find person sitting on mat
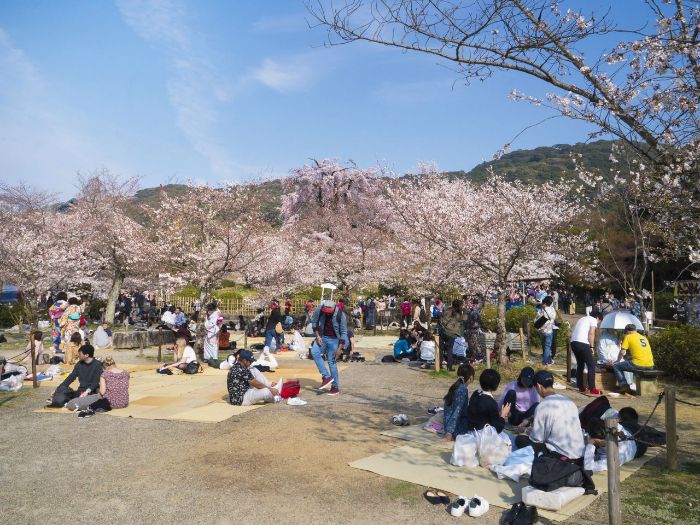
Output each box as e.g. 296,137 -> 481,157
514,370 -> 585,462
583,417 -> 637,472
159,336 -> 197,373
72,355 -> 130,416
227,350 -> 280,406
465,369 -> 510,433
498,367 -> 540,428
47,344 -> 102,408
393,330 -> 417,360
442,363 -> 475,441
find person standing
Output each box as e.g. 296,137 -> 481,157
584,291 -> 593,316
465,299 -> 485,362
203,303 -> 223,361
310,299 -> 348,396
48,292 -> 68,353
264,299 -> 284,352
400,298 -> 412,328
440,299 -> 465,371
569,312 -> 604,395
535,296 -> 557,366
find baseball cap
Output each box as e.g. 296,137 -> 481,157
533,370 -> 554,388
320,300 -> 336,314
518,367 -> 535,387
238,350 -> 255,361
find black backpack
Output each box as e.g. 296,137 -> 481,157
529,450 -> 596,494
419,307 -> 428,323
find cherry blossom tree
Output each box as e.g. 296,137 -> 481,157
0,183 -> 92,328
280,159 -> 401,293
72,170 -> 160,324
309,0 -> 700,261
389,166 -> 592,363
149,182 -> 273,317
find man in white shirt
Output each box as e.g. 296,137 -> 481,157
515,371 -> 586,461
570,312 -> 604,394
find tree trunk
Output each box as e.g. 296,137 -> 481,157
104,272 -> 124,324
495,288 -> 508,365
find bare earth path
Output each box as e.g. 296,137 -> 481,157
1,337 -> 698,525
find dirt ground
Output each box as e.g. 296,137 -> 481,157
1,334 -> 699,525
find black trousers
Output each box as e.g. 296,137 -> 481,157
440,333 -> 455,371
503,390 -> 539,425
571,341 -> 596,390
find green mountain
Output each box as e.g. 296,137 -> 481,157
130,140 -> 618,218
448,139 -> 616,184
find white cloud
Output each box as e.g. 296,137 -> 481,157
116,0 -> 239,180
252,57 -> 314,93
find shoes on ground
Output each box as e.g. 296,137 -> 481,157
327,387 -> 340,396
468,495 -> 489,517
287,397 -> 307,406
589,388 -> 603,395
450,496 -> 469,517
77,409 -> 95,418
318,376 -> 334,391
391,414 -> 409,426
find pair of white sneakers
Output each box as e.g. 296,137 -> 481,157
449,495 -> 489,518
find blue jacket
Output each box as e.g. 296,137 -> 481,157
311,305 -> 348,342
393,338 -> 411,358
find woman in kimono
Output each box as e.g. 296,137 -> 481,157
48,292 -> 68,352
203,303 -> 223,361
59,297 -> 82,352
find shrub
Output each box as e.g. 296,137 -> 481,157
0,305 -> 18,328
506,305 -> 537,333
650,325 -> 700,382
481,304 -> 498,332
654,292 -> 675,321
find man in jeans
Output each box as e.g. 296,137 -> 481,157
311,299 -> 348,396
613,324 -> 655,394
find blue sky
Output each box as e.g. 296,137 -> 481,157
0,0 -> 646,194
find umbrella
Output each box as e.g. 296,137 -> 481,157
599,311 -> 644,331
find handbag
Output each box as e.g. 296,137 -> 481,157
274,322 -> 284,334
534,308 -> 551,330
184,361 -> 201,374
280,379 -> 301,399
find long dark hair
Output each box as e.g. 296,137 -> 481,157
444,364 -> 475,406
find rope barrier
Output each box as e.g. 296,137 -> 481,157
676,397 -> 700,407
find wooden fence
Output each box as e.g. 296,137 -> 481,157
157,296 -> 311,318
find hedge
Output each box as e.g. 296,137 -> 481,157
650,325 -> 700,382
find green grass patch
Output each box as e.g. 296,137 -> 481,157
386,480 -> 423,502
621,460 -> 700,524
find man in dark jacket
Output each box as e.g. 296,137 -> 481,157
264,299 -> 284,351
48,345 -> 103,407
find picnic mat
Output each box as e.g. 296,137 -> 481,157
33,354 -> 334,423
349,443 -> 659,522
35,366 -> 263,423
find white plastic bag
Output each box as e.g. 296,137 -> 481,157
0,373 -> 25,392
450,432 -> 478,467
45,364 -> 63,377
423,412 -> 444,434
475,425 -> 512,467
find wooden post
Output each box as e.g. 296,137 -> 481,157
435,334 -> 440,372
486,335 -> 491,368
606,417 -> 621,525
30,336 -> 38,389
665,386 -> 678,471
519,327 -> 526,362
157,327 -> 162,362
138,333 -> 144,358
651,271 -> 656,323
566,341 -> 572,383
